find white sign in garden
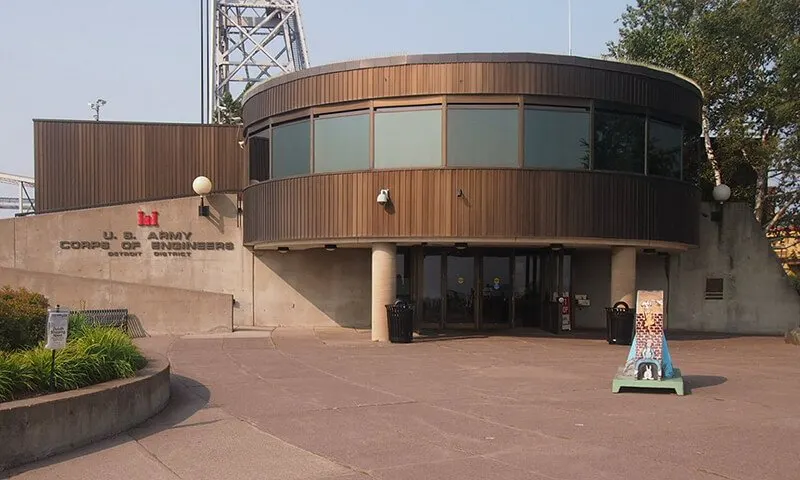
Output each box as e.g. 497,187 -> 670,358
45,308 -> 70,350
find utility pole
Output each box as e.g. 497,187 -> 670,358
568,0 -> 573,55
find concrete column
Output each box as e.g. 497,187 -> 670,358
371,243 -> 397,342
610,247 -> 637,308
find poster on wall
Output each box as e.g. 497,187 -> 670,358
559,295 -> 571,331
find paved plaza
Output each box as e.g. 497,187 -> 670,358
4,328 -> 800,479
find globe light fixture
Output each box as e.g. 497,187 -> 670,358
712,184 -> 731,203
711,183 -> 731,222
193,175 -> 213,216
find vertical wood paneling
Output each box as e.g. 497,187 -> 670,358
242,57 -> 703,131
34,120 -> 245,213
243,169 -> 700,247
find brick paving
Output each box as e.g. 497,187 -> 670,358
5,327 -> 800,480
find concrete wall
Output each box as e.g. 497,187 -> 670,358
0,267 -> 233,334
0,194 -> 253,329
253,248 -> 372,328
0,197 -> 374,332
0,355 -> 170,471
571,251 -> 669,330
669,202 -> 800,334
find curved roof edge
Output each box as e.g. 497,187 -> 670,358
242,52 -> 703,105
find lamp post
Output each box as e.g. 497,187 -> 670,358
193,175 -> 213,216
89,99 -> 107,121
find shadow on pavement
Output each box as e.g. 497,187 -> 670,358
4,374 -> 210,477
683,374 -> 728,392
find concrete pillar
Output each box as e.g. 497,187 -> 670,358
610,247 -> 637,308
371,243 -> 397,341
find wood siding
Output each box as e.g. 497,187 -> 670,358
243,54 -> 702,132
34,120 -> 245,213
243,169 -> 700,247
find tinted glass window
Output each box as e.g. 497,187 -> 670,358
447,107 -> 519,167
313,111 -> 370,173
248,128 -> 270,182
593,110 -> 646,173
524,107 -> 590,169
648,119 -> 683,179
272,119 -> 310,179
682,124 -> 703,185
374,107 -> 442,168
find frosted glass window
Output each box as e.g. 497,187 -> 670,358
374,107 -> 442,168
314,112 -> 370,173
272,119 -> 310,178
447,107 -> 519,167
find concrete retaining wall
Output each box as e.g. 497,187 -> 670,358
0,355 -> 170,472
0,267 -> 233,335
670,202 -> 800,334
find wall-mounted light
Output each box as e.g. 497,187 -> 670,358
277,247 -> 289,254
192,175 -> 213,216
710,183 -> 731,222
376,188 -> 391,206
456,188 -> 464,198
550,243 -> 564,251
643,248 -> 657,255
324,244 -> 337,251
455,242 -> 468,250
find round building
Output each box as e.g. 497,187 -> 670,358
240,53 -> 703,339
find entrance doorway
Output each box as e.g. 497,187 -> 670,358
405,246 -> 573,331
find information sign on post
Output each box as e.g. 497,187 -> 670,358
45,305 -> 70,391
45,307 -> 70,350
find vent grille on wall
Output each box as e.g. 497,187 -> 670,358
705,278 -> 724,300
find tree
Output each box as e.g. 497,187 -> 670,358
212,82 -> 255,125
606,0 -> 800,232
213,90 -> 243,124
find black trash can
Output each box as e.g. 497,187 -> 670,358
605,301 -> 634,345
386,301 -> 415,343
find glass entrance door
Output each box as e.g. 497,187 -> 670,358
481,255 -> 512,328
445,252 -> 476,328
513,254 -> 542,328
410,246 -> 572,332
420,253 -> 443,328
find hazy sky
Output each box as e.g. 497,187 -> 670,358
0,0 -> 631,200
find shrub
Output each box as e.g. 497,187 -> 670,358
0,325 -> 147,402
0,352 -> 35,401
788,273 -> 800,294
0,286 -> 50,352
67,312 -> 91,339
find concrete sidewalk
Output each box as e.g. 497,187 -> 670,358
5,328 -> 799,479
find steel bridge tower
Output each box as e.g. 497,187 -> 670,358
202,0 -> 310,123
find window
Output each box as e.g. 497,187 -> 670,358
313,111 -> 370,173
272,119 -> 310,179
593,110 -> 646,174
682,124 -> 703,185
248,128 -> 270,182
648,119 -> 683,179
524,107 -> 590,169
374,106 -> 442,168
447,106 -> 519,167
